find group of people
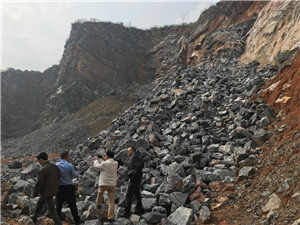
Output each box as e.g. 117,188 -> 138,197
31,146 -> 144,224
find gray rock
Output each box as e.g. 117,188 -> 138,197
143,212 -> 164,224
83,219 -> 101,225
17,215 -> 34,225
234,147 -> 249,163
21,163 -> 39,180
190,200 -> 201,214
167,206 -> 193,225
115,217 -> 132,225
143,183 -> 160,193
8,161 -> 22,169
182,175 -> 196,193
239,154 -> 257,167
13,180 -> 29,192
158,193 -> 172,209
142,198 -> 156,211
199,206 -> 211,223
84,203 -> 99,220
196,170 -> 221,183
166,174 -> 184,193
141,190 -> 155,198
169,192 -> 189,208
253,129 -> 269,146
238,166 -> 256,180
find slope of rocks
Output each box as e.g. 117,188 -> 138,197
212,48 -> 300,225
1,56 -> 280,224
1,120 -> 90,158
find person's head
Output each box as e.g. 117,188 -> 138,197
105,150 -> 114,159
36,152 -> 48,165
60,151 -> 70,161
127,146 -> 136,157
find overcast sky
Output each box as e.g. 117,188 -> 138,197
1,1 -> 218,72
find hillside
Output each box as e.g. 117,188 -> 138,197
212,49 -> 300,225
1,1 -> 300,225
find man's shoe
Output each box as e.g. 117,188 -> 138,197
75,219 -> 84,224
31,216 -> 37,223
102,218 -> 115,222
134,208 -> 145,215
123,212 -> 131,218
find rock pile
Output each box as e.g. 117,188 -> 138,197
1,58 -> 278,224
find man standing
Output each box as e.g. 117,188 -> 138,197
93,150 -> 118,222
31,152 -> 62,225
124,146 -> 145,218
56,151 -> 82,224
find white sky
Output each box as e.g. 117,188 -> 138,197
1,1 -> 218,72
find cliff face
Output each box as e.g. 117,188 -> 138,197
1,66 -> 59,139
1,22 -> 189,140
241,1 -> 300,67
187,1 -> 268,65
41,22 -> 189,125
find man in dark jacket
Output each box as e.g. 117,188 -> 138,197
31,152 -> 62,225
124,146 -> 145,218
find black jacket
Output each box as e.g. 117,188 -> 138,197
33,161 -> 60,199
128,154 -> 144,182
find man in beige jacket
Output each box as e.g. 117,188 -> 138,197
93,150 -> 118,222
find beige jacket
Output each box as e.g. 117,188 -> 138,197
94,158 -> 118,186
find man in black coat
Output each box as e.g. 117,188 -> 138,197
124,146 -> 145,218
31,152 -> 62,225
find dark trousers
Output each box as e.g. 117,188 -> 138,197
56,185 -> 80,223
125,177 -> 144,214
33,195 -> 62,225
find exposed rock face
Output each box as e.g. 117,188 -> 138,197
1,66 -> 59,139
189,18 -> 256,63
187,1 -> 268,65
241,0 -> 300,67
1,23 -> 189,141
44,22 -> 189,123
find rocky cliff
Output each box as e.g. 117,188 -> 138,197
1,66 -> 59,139
1,1 -> 300,224
187,1 -> 268,65
1,22 -> 189,141
241,0 -> 300,67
